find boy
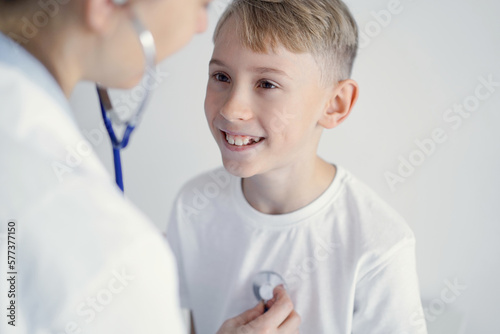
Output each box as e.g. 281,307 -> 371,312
167,0 -> 427,333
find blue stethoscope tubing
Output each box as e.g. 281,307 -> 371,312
97,87 -> 129,192
96,14 -> 156,192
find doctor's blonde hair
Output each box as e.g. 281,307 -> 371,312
214,0 -> 359,85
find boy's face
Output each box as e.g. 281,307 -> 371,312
205,18 -> 334,178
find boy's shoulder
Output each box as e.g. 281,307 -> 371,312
336,166 -> 416,268
173,166 -> 234,211
337,166 -> 410,226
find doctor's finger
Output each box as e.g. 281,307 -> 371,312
234,302 -> 266,326
216,303 -> 265,334
251,286 -> 294,328
278,310 -> 301,333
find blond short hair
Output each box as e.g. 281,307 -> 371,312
214,0 -> 359,84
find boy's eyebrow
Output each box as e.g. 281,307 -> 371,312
209,58 -> 291,79
252,66 -> 291,79
209,59 -> 226,68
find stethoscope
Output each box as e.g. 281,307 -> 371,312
96,9 -> 156,192
253,271 -> 287,311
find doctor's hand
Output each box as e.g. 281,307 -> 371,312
216,286 -> 301,334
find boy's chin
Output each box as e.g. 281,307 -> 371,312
222,159 -> 258,179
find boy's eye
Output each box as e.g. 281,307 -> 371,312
213,73 -> 230,83
258,81 -> 277,89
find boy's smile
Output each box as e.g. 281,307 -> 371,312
221,130 -> 265,151
205,17 -> 334,178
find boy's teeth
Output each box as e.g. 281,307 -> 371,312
235,137 -> 244,146
225,133 -> 262,146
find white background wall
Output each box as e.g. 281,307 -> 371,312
70,0 -> 500,332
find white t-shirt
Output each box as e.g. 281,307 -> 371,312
0,33 -> 185,333
167,166 -> 428,334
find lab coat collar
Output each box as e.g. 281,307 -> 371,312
0,31 -> 113,186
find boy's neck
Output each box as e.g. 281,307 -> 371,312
242,156 -> 336,215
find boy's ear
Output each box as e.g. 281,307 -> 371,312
318,79 -> 359,129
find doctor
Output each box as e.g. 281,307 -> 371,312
0,0 -> 300,333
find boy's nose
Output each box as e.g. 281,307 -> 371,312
219,91 -> 253,122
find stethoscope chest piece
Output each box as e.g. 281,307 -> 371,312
252,271 -> 286,302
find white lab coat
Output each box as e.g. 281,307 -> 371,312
0,33 -> 185,333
